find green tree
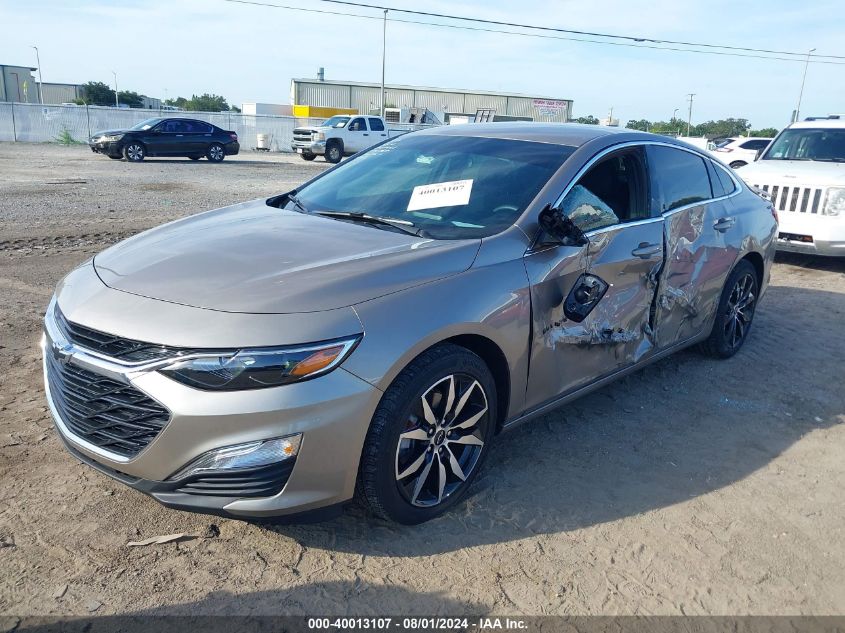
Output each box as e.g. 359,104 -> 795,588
80,81 -> 116,106
749,127 -> 779,138
117,90 -> 143,108
694,118 -> 751,138
186,93 -> 231,112
625,119 -> 651,132
165,96 -> 189,109
574,115 -> 600,125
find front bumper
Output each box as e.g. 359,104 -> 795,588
88,140 -> 122,156
290,140 -> 326,155
41,287 -> 380,519
776,212 -> 845,257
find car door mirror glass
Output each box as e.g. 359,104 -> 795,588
538,204 -> 589,247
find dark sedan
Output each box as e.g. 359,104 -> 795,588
88,117 -> 240,162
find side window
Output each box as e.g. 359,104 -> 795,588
185,120 -> 212,134
647,146 -> 712,212
560,148 -> 649,232
348,118 -> 367,132
157,120 -> 179,133
368,117 -> 385,131
741,139 -> 769,151
712,161 -> 737,195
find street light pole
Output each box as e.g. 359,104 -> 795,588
31,46 -> 43,104
380,9 -> 387,118
686,93 -> 695,136
794,47 -> 816,123
112,71 -> 119,108
672,107 -> 679,135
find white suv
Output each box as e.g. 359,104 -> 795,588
737,116 -> 845,256
709,137 -> 772,169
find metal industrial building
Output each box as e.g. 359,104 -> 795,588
290,77 -> 572,123
0,64 -> 38,103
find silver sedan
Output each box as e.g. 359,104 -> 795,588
42,123 -> 777,524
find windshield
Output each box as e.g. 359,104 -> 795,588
129,118 -> 163,131
762,128 -> 845,162
294,133 -> 575,239
322,116 -> 350,129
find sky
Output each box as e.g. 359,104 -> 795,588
1,0 -> 843,129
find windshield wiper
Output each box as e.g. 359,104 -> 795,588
286,192 -> 309,214
314,211 -> 425,237
814,157 -> 845,163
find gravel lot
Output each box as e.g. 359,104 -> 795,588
1,143 -> 843,618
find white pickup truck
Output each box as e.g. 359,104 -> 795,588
738,115 -> 845,256
291,115 -> 407,163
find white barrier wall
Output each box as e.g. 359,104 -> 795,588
0,103 -> 431,152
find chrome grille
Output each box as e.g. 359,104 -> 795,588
46,351 -> 170,458
752,183 -> 825,214
55,307 -> 194,363
292,129 -> 314,143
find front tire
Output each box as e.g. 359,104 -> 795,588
325,141 -> 342,164
700,260 -> 758,358
206,143 -> 225,162
358,344 -> 496,524
123,142 -> 145,162
300,152 -> 316,161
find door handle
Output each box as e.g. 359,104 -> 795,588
363,133 -> 369,136
631,242 -> 662,259
714,217 -> 736,232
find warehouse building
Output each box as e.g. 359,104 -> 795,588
0,64 -> 38,103
290,77 -> 572,123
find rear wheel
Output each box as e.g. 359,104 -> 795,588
700,260 -> 758,358
325,141 -> 342,164
206,143 -> 225,162
123,142 -> 145,162
358,344 -> 496,524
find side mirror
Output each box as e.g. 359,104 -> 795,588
538,205 -> 588,247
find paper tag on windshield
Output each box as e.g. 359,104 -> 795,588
407,179 -> 473,212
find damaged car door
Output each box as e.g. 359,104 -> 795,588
523,145 -> 664,410
647,145 -> 741,349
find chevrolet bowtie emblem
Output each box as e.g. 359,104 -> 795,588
51,339 -> 74,366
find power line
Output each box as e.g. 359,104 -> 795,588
222,0 -> 845,65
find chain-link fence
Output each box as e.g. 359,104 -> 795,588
0,103 -> 431,152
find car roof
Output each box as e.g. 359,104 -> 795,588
789,118 -> 845,129
414,121 -> 710,153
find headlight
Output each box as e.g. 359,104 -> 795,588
315,131 -> 325,141
102,134 -> 124,142
159,336 -> 360,391
823,188 -> 845,216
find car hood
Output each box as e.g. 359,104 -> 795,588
738,159 -> 845,187
93,199 -> 480,314
293,126 -> 333,133
90,128 -> 128,138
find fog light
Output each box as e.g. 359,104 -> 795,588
168,434 -> 302,481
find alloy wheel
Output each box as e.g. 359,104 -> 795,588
394,373 -> 488,508
209,145 -> 224,161
126,144 -> 143,161
723,272 -> 756,349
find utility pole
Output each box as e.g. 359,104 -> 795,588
31,46 -> 43,104
380,9 -> 387,118
112,71 -> 119,107
686,93 -> 695,136
794,47 -> 815,122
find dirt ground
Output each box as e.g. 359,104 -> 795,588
0,143 -> 843,618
